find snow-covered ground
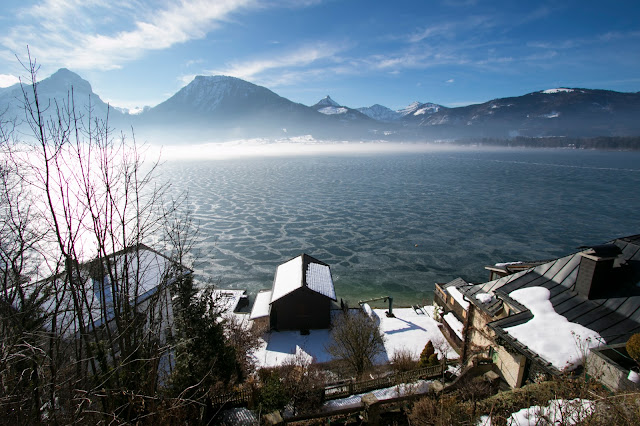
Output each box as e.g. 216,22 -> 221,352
321,380 -> 433,412
477,398 -> 595,425
253,306 -> 457,368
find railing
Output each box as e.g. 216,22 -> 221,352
210,363 -> 450,408
323,364 -> 445,400
210,388 -> 252,407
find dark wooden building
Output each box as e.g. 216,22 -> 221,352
268,254 -> 336,331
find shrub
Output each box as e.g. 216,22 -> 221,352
428,353 -> 439,366
626,333 -> 640,364
409,395 -> 470,426
257,370 -> 288,413
418,341 -> 435,367
392,348 -> 418,372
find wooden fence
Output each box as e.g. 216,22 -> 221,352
210,363 -> 447,408
323,364 -> 445,400
210,388 -> 253,407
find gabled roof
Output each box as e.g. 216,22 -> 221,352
270,254 -> 336,303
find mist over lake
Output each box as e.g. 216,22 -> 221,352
159,146 -> 640,307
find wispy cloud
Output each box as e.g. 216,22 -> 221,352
407,16 -> 493,43
2,0 -> 259,70
527,40 -> 578,50
206,42 -> 346,82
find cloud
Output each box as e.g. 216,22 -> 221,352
408,16 -> 492,43
0,74 -> 20,87
2,0 -> 259,70
207,42 -> 345,82
527,40 -> 578,50
446,78 -> 454,83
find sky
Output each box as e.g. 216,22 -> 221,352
0,0 -> 639,112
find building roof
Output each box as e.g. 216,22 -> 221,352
443,234 -> 640,374
487,235 -> 640,345
485,260 -> 551,276
250,290 -> 272,320
26,244 -> 190,335
270,254 -> 336,303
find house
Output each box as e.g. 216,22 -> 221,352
250,254 -> 337,331
15,244 -> 191,352
434,234 -> 640,389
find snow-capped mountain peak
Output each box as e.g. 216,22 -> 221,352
397,101 -> 423,116
314,95 -> 341,108
356,104 -> 401,121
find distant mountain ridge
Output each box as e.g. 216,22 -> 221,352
2,69 -> 640,143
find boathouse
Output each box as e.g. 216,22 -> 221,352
250,254 -> 336,331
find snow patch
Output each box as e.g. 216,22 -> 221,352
475,293 -> 494,304
319,106 -> 348,115
495,261 -> 523,267
542,88 -> 575,94
507,398 -> 594,425
504,287 -> 602,370
254,306 -> 457,368
321,380 -> 433,412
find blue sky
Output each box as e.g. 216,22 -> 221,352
1,0 -> 639,111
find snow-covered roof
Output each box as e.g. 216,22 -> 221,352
446,285 -> 469,310
31,244 -> 189,336
502,286 -> 602,371
250,290 -> 272,320
270,254 -> 336,303
443,312 -> 464,340
211,289 -> 247,313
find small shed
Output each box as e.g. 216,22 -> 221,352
268,254 -> 336,331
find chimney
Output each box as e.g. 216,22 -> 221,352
575,244 -> 622,299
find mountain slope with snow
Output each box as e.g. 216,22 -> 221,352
417,88 -> 640,138
3,69 -> 640,143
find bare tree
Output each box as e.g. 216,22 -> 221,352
0,51 -> 200,423
0,115 -> 51,422
325,309 -> 385,378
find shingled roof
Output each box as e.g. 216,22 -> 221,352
270,254 -> 336,303
489,236 -> 640,344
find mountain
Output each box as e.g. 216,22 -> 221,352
314,95 -> 341,109
398,101 -> 446,119
412,88 -> 640,138
311,95 -> 373,123
357,101 -> 446,123
140,76 -> 362,141
0,68 -> 129,132
357,104 -> 401,122
3,68 -> 640,144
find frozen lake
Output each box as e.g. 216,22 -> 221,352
159,146 -> 640,306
